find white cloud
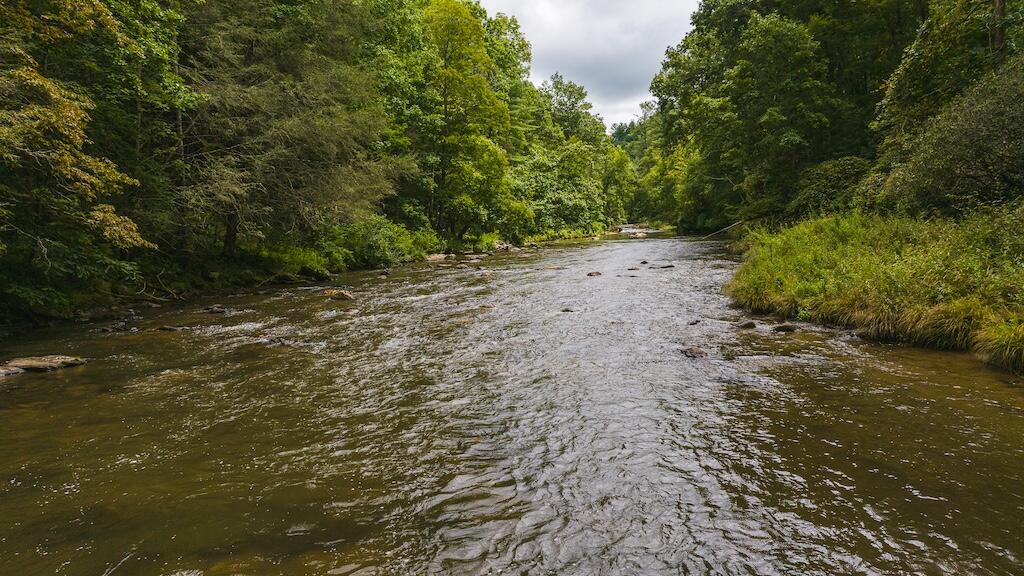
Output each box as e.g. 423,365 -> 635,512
479,0 -> 700,125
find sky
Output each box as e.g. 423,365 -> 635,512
478,0 -> 701,127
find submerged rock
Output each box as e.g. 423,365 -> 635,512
640,260 -> 649,265
682,346 -> 708,359
774,324 -> 799,333
628,267 -> 641,271
97,322 -> 127,333
561,308 -> 575,313
659,265 -> 676,269
258,337 -> 301,348
4,356 -> 87,372
158,325 -> 187,332
689,319 -> 702,326
201,304 -> 228,314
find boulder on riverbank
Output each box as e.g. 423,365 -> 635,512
3,356 -> 88,373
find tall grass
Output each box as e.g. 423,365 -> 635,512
727,204 -> 1024,373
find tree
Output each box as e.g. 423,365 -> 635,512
542,73 -> 607,144
0,1 -> 156,314
875,54 -> 1024,214
415,0 -> 512,241
179,0 -> 399,256
723,13 -> 839,217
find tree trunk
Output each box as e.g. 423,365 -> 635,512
994,0 -> 1007,63
174,61 -> 185,162
223,212 -> 239,257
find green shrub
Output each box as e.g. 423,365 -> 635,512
328,214 -> 442,269
526,222 -> 606,243
788,156 -> 870,217
260,246 -> 332,276
728,203 -> 1024,372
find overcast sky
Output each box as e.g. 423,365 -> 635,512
478,0 -> 701,127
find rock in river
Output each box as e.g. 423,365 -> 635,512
773,324 -> 799,333
587,271 -> 603,277
324,289 -> 355,301
0,366 -> 25,379
682,346 -> 708,359
4,356 -> 88,372
735,320 -> 757,329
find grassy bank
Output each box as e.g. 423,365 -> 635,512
727,205 -> 1024,373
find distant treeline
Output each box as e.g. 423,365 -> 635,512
0,0 -> 640,318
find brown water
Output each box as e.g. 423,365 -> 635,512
1,238 -> 1023,576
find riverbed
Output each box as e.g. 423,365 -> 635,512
1,237 -> 1022,575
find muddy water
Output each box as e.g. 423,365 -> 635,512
1,238 -> 1022,576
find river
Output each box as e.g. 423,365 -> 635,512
1,237 -> 1022,575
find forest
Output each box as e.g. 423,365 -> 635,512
615,0 -> 1023,372
1,0 -> 635,318
1,0 -> 1022,371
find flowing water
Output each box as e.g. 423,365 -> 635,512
1,237 -> 1022,576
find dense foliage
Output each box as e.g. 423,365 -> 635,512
0,0 -> 636,318
623,0 -> 1023,370
618,0 -> 1021,230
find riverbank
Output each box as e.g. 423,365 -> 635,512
727,205 -> 1024,373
